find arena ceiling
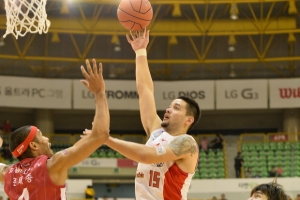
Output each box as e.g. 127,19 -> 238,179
0,0 -> 300,80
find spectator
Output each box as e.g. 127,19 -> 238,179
277,165 -> 283,176
253,171 -> 261,178
200,137 -> 208,152
268,166 -> 277,177
85,185 -> 95,199
245,167 -> 253,178
103,196 -> 108,200
2,120 -> 11,133
234,152 -> 244,178
212,196 -> 217,200
221,193 -> 228,200
210,134 -> 223,150
296,194 -> 300,200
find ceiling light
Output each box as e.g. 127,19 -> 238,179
288,33 -> 296,43
114,43 -> 121,52
288,0 -> 297,15
109,65 -> 117,78
172,4 -> 181,17
228,35 -> 236,52
51,32 -> 60,43
60,2 -> 70,14
228,46 -> 235,52
111,35 -> 121,52
169,35 -> 178,45
230,3 -> 239,20
229,64 -> 237,78
0,38 -> 5,47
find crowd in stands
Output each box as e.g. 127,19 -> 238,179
199,134 -> 224,152
211,194 -> 228,200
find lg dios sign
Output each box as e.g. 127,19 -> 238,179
82,90 -> 206,100
162,91 -> 205,99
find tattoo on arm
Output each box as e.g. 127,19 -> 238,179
168,135 -> 198,157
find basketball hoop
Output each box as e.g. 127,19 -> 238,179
3,0 -> 51,39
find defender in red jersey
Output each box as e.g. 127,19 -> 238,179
104,29 -> 201,200
0,59 -> 110,200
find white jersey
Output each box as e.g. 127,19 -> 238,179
135,128 -> 196,200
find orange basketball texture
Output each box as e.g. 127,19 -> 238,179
117,0 -> 153,31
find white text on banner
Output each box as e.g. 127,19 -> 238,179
269,78 -> 300,108
216,79 -> 268,109
154,81 -> 215,110
0,76 -> 71,109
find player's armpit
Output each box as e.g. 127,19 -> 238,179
168,135 -> 198,157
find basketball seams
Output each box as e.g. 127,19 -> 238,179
118,0 -> 152,31
118,7 -> 152,16
138,0 -> 142,12
128,0 -> 150,14
128,0 -> 135,12
118,8 -> 152,21
118,20 -> 143,31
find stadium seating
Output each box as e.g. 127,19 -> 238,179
196,148 -> 227,179
240,133 -> 299,178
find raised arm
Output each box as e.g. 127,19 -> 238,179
48,59 -> 110,182
126,29 -> 161,135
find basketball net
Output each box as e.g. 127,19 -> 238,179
3,0 -> 51,39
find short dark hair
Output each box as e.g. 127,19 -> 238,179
177,96 -> 201,131
250,182 -> 288,200
9,125 -> 37,161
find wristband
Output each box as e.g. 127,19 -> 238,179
155,143 -> 166,155
135,49 -> 147,58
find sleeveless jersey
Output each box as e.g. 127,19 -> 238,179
135,128 -> 196,200
4,155 -> 66,200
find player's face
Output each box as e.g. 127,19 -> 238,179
35,130 -> 53,157
248,191 -> 268,200
161,99 -> 190,129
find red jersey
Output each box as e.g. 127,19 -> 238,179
4,155 -> 66,200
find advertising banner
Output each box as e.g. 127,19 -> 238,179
269,78 -> 300,108
0,76 -> 71,109
216,79 -> 268,109
73,80 -> 215,110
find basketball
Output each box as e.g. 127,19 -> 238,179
117,0 -> 153,31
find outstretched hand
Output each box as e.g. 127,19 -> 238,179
80,59 -> 105,94
126,28 -> 150,51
